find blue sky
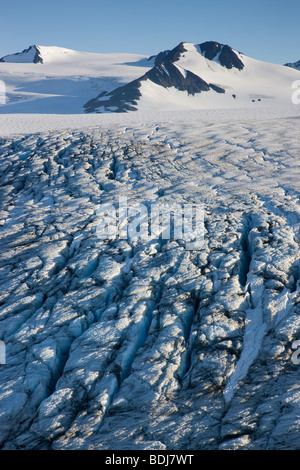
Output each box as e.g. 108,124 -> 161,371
0,0 -> 299,64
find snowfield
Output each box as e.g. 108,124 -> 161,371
0,107 -> 300,450
0,45 -> 152,114
2,43 -> 300,116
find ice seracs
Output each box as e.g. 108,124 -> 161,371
0,115 -> 300,450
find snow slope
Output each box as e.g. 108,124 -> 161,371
85,41 -> 300,113
0,45 -> 152,114
1,42 -> 299,115
0,105 -> 300,138
0,45 -> 43,64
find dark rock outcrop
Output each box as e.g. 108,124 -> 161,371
0,45 -> 43,63
199,41 -> 244,70
84,41 -> 227,113
284,60 -> 300,70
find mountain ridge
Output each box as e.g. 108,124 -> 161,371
84,41 -> 245,113
0,44 -> 87,64
83,40 -> 300,113
1,41 -> 300,114
0,45 -> 43,63
285,59 -> 300,71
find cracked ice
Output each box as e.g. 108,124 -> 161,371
0,116 -> 300,450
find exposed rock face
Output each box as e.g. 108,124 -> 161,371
146,61 -> 216,94
0,117 -> 299,450
153,49 -> 171,65
199,41 -> 244,70
0,45 -> 43,63
84,80 -> 143,113
285,60 -> 300,71
84,41 -> 226,113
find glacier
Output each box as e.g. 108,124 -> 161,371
0,113 -> 300,450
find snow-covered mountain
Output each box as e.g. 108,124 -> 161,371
0,44 -> 89,65
0,44 -> 136,66
1,41 -> 300,115
285,59 -> 300,71
0,45 -> 44,63
84,41 -> 300,113
0,45 -> 152,114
